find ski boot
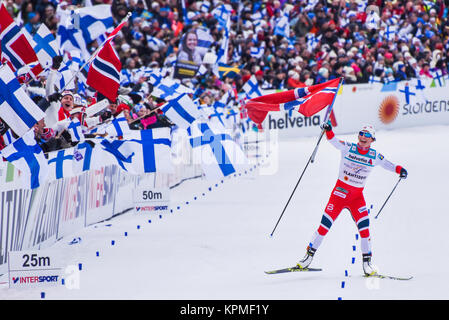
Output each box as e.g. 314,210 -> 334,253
362,253 -> 378,276
296,246 -> 316,270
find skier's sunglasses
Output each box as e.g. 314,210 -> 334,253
359,131 -> 374,138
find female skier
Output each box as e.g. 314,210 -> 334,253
296,123 -> 408,276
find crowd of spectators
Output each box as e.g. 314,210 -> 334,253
109,0 -> 449,91
1,0 -> 449,152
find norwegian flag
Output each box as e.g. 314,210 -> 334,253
244,78 -> 342,126
0,4 -> 43,79
85,17 -> 128,102
86,41 -> 121,102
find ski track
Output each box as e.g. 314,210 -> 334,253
0,125 -> 448,300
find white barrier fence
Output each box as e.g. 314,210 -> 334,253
0,124 -> 273,274
0,128 -> 203,274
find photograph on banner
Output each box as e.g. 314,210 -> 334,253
174,27 -> 213,79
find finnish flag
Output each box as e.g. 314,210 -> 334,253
99,138 -> 136,172
56,21 -> 90,61
32,24 -> 60,69
0,64 -> 46,137
57,63 -> 76,90
189,121 -> 248,180
126,128 -> 173,174
0,130 -> 49,189
47,148 -> 75,180
72,140 -> 103,174
225,107 -> 240,128
72,4 -> 114,44
101,128 -> 173,174
250,41 -> 265,59
67,118 -> 85,142
151,78 -> 194,100
273,14 -> 290,38
195,27 -> 214,56
146,35 -> 166,51
105,112 -> 131,137
160,93 -> 200,129
242,75 -> 263,99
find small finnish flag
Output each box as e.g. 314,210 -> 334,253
47,148 -> 75,180
0,130 -> 49,189
160,93 -> 200,129
105,112 -> 131,137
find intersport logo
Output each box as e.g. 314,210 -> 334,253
12,276 -> 59,284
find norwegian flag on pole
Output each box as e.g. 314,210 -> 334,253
86,16 -> 129,102
244,78 -> 343,126
0,3 -> 43,79
86,41 -> 121,102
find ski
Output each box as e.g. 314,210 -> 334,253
364,273 -> 413,281
265,266 -> 322,274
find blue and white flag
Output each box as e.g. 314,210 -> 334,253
225,107 -> 240,128
47,148 -> 75,180
369,75 -> 383,84
71,4 -> 114,44
306,33 -> 321,52
216,16 -> 231,64
431,69 -> 445,87
273,13 -> 290,38
105,112 -> 132,137
380,25 -> 397,41
0,130 -> 49,189
146,35 -> 166,51
211,3 -> 232,29
151,78 -> 194,100
2,129 -> 17,146
146,67 -> 168,87
72,140 -> 103,174
208,105 -> 226,127
99,138 -> 136,172
56,21 -> 90,61
195,27 -> 215,57
160,93 -> 200,129
32,23 -> 60,69
200,1 -> 210,13
189,121 -> 248,180
250,41 -> 265,59
100,128 -> 172,174
0,64 -> 46,137
242,75 -> 263,99
56,62 -> 76,90
125,128 -> 173,174
67,118 -> 85,142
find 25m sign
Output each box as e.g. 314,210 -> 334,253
8,250 -> 62,289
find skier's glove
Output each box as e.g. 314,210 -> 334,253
399,168 -> 408,179
320,122 -> 332,131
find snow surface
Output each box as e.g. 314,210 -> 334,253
1,125 -> 448,300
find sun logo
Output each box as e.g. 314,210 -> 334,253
378,95 -> 399,124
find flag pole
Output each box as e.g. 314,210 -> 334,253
59,12 -> 131,93
270,77 -> 343,237
310,77 -> 343,163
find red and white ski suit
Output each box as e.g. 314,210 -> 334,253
309,130 -> 404,255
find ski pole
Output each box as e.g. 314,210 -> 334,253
374,177 -> 403,219
310,128 -> 326,163
270,131 -> 326,237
